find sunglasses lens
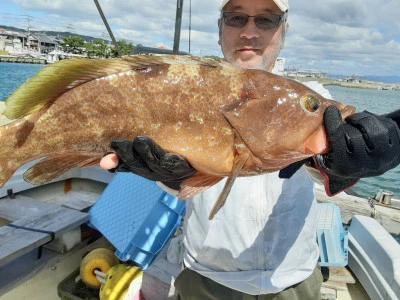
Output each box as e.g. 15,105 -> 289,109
223,12 -> 283,29
255,14 -> 281,28
223,12 -> 248,27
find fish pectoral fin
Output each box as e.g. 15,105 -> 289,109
178,172 -> 224,199
208,151 -> 250,220
80,158 -> 102,168
23,153 -> 101,185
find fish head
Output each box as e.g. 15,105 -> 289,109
220,77 -> 355,171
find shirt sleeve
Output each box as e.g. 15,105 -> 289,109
304,164 -> 325,186
301,81 -> 333,100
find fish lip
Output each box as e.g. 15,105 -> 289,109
341,105 -> 356,120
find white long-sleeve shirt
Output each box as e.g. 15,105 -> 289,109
181,81 -> 332,295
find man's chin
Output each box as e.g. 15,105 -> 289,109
233,58 -> 263,69
231,51 -> 263,69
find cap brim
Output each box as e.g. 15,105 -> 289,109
220,0 -> 288,11
273,0 -> 289,12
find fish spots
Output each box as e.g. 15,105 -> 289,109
234,142 -> 246,151
150,123 -> 161,130
221,127 -> 232,136
167,64 -> 200,84
105,74 -> 119,87
174,121 -> 183,131
189,113 -> 204,124
277,98 -> 287,105
137,65 -> 168,77
273,86 -> 281,91
15,120 -> 34,148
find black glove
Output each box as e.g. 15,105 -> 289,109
109,137 -> 196,190
315,106 -> 400,195
279,158 -> 313,179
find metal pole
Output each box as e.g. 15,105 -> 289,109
93,0 -> 122,56
173,0 -> 184,54
189,0 -> 191,53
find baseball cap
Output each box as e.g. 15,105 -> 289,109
219,0 -> 289,12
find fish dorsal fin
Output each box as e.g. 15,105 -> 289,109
4,55 -> 222,119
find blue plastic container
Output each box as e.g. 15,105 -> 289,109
88,172 -> 185,270
316,203 -> 348,267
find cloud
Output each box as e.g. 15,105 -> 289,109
283,0 -> 400,75
4,0 -> 400,76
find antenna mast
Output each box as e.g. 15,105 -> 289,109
173,0 -> 184,54
93,0 -> 122,56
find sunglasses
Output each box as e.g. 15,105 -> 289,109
222,12 -> 286,29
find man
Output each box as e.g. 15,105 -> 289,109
101,0 -> 400,298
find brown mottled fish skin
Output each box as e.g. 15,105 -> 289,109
0,55 -> 355,193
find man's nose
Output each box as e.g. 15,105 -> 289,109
239,18 -> 260,39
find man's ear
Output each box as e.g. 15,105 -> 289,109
280,22 -> 289,50
218,18 -> 222,45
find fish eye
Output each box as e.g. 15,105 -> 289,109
301,95 -> 320,113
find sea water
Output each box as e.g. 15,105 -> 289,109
0,62 -> 44,101
0,62 -> 399,200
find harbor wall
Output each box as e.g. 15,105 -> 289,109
0,55 -> 46,64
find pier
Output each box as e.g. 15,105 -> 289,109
0,55 -> 46,64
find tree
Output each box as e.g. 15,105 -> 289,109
110,40 -> 135,57
84,39 -> 109,58
203,55 -> 222,62
61,36 -> 85,54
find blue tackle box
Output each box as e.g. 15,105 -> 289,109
316,203 -> 348,267
88,172 -> 186,270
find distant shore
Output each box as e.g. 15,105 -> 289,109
0,55 -> 46,64
292,76 -> 383,90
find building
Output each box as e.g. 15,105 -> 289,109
0,29 -> 27,54
272,57 -> 285,75
0,29 -> 60,55
295,69 -> 327,78
33,33 -> 59,53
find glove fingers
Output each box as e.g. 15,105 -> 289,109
347,112 -> 388,151
110,138 -> 155,176
109,137 -> 196,185
323,106 -> 345,139
132,136 -> 166,162
385,109 -> 400,127
324,106 -> 354,156
133,137 -> 195,174
132,137 -> 195,179
110,139 -> 136,162
162,153 -> 197,177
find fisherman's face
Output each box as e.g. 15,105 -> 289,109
218,0 -> 288,71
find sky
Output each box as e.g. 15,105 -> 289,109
1,0 -> 400,77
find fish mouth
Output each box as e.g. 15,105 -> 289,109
340,104 -> 356,120
304,104 -> 356,155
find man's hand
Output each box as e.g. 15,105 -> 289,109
100,137 -> 196,190
314,106 -> 400,195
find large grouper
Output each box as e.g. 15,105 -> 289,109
0,55 -> 355,219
